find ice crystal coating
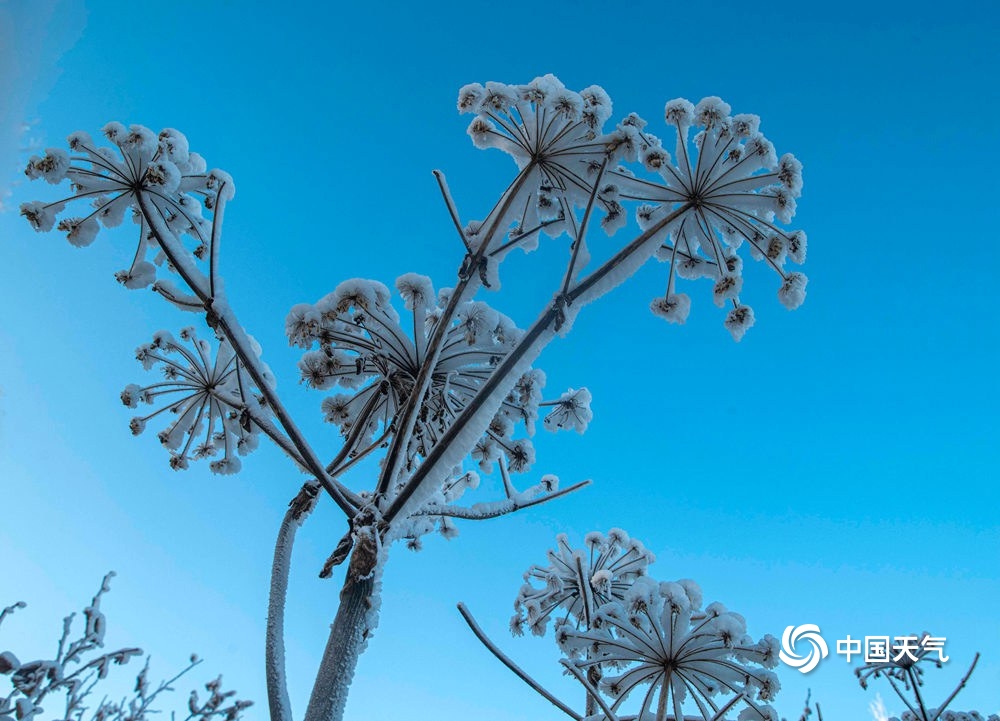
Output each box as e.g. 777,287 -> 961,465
610,96 -> 806,339
124,327 -> 272,472
459,75 -> 638,258
287,275 -> 585,475
559,576 -> 781,721
463,77 -> 807,341
20,125 -> 228,291
512,530 -> 654,636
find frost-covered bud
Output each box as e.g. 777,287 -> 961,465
580,85 -> 612,128
778,153 -> 803,196
664,98 -> 695,129
549,88 -> 583,121
713,275 -> 743,308
480,81 -> 517,114
600,200 -> 626,235
158,128 -> 190,164
505,438 -> 535,473
114,261 -> 156,289
786,230 -> 807,264
778,272 -> 808,310
772,187 -> 797,224
732,113 -> 761,137
724,304 -> 755,342
25,148 -> 70,184
642,146 -> 670,173
143,160 -> 181,193
102,121 -> 127,142
125,124 -> 158,159
543,388 -> 593,434
57,216 -> 99,247
20,201 -> 60,232
457,83 -> 484,113
694,96 -> 731,127
395,272 -> 433,311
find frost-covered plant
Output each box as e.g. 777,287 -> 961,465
461,531 -> 781,721
512,529 -> 654,637
0,574 -> 250,721
855,640 -> 988,721
21,75 -> 807,721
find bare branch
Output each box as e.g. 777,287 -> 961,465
457,603 -> 581,721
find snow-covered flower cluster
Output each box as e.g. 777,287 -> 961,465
457,75 -> 623,255
510,531 -> 779,721
559,576 -> 780,721
286,274 -> 591,476
1,575 -> 252,721
512,529 -> 654,636
463,78 -> 807,341
20,125 -> 232,297
122,327 -> 273,474
891,713 -> 999,721
855,632 -> 946,690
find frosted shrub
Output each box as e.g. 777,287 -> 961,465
0,574 -> 250,721
22,75 -> 808,721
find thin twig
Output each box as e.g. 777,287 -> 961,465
928,654 -> 980,721
456,603 -> 581,721
415,480 -> 591,520
559,659 -> 619,721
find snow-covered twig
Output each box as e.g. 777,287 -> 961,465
414,479 -> 590,520
457,603 -> 581,721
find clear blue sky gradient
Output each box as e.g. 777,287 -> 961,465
1,1 -> 998,719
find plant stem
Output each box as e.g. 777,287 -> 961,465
303,528 -> 382,721
266,483 -> 319,721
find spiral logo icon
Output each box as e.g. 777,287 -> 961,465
779,624 -> 829,673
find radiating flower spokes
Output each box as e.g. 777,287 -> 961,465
121,327 -> 272,474
21,124 -> 232,298
286,274 -> 591,477
557,576 -> 780,721
512,529 -> 654,637
462,78 -> 808,342
457,75 -> 639,270
608,96 -> 807,340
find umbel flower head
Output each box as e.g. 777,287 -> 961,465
855,632 -> 946,691
286,274 -> 591,475
558,576 -> 781,721
20,124 -> 232,295
512,529 -> 654,637
122,327 -> 272,473
462,77 -> 808,341
457,75 -> 636,264
612,96 -> 807,340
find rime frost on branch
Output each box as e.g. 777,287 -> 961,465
0,575 -> 251,721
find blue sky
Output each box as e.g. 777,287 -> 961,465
1,0 -> 998,719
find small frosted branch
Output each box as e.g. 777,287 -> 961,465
376,166 -> 534,494
928,653 -> 980,721
137,191 -> 358,517
559,659 -> 618,721
432,170 -> 470,252
416,479 -> 590,520
0,602 -> 25,629
457,603 -> 581,720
